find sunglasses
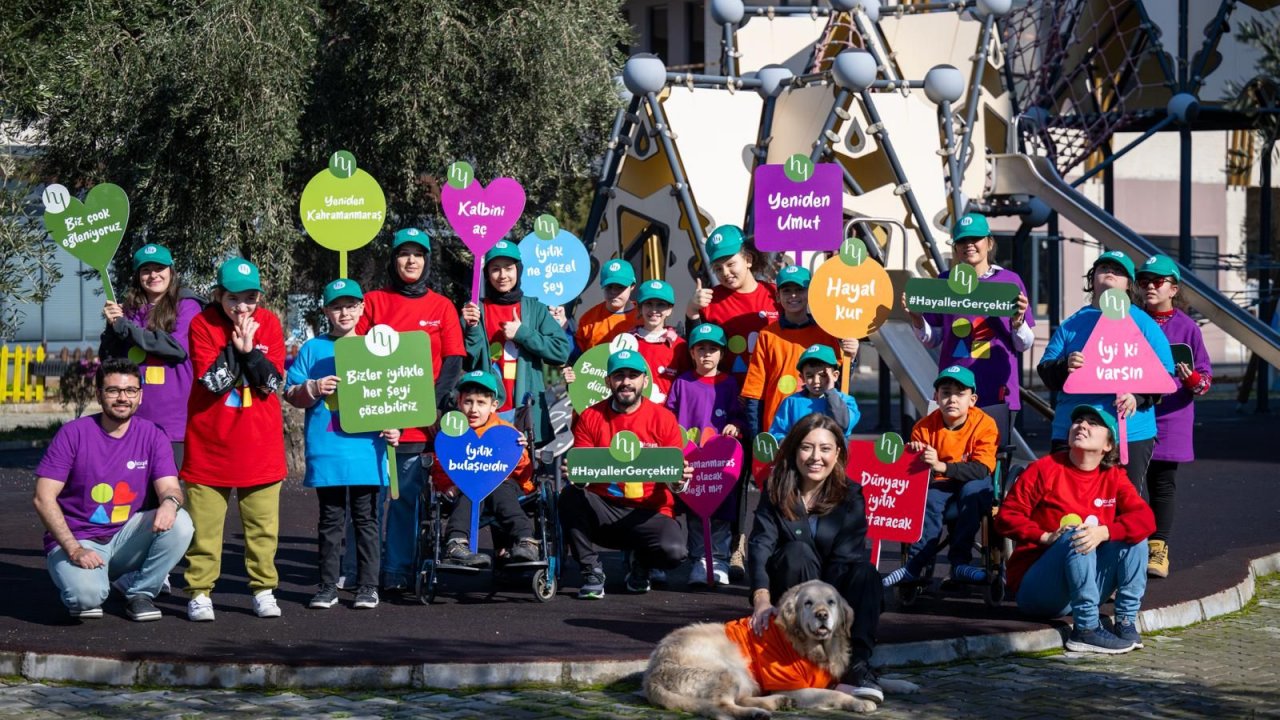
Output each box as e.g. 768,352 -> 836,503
1137,276 -> 1174,289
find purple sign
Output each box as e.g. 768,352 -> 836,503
753,162 -> 843,253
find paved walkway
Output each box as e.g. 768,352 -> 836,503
3,575 -> 1277,719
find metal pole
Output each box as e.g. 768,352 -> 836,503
644,92 -> 713,282
877,357 -> 891,431
1179,126 -> 1193,269
958,14 -> 994,169
809,88 -> 852,166
744,96 -> 779,237
1102,141 -> 1115,215
1047,212 -> 1061,334
722,23 -> 736,78
939,99 -> 965,221
1259,138 -> 1274,412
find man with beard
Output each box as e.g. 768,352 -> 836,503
560,350 -> 691,599
33,358 -> 193,621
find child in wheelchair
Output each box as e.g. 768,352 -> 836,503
425,370 -> 541,568
883,366 -> 999,588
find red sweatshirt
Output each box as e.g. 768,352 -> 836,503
573,397 -> 682,516
995,452 -> 1155,594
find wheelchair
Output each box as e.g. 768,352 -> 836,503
413,396 -> 562,604
894,403 -> 1020,609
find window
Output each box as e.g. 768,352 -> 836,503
649,6 -> 669,63
685,2 -> 705,70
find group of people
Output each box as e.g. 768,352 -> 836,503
33,213 -> 1208,684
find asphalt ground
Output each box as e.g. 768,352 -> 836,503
0,399 -> 1275,667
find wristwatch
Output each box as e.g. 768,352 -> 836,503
163,495 -> 182,510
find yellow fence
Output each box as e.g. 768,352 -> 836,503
0,344 -> 46,403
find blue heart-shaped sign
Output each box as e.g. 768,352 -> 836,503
435,423 -> 525,551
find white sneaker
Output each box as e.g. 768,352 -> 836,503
712,561 -> 731,586
187,594 -> 215,622
688,560 -> 710,586
253,590 -> 282,618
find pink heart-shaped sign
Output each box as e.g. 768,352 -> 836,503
442,177 -> 526,257
681,435 -> 743,518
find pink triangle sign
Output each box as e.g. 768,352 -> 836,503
1063,314 -> 1176,395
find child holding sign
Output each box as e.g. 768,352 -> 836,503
665,323 -> 745,585
685,225 -> 780,380
182,258 -> 287,621
462,240 -> 570,443
574,258 -> 638,354
1037,251 -> 1174,497
356,228 -> 466,592
286,280 -> 399,611
629,280 -> 687,402
99,244 -> 204,466
881,366 -> 997,587
425,371 -> 539,567
1137,255 -> 1211,578
769,345 -> 861,440
743,265 -> 856,437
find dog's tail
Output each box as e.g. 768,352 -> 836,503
644,675 -> 760,720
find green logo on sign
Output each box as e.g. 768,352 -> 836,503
447,161 -> 474,190
874,432 -> 905,464
329,150 -> 357,179
784,153 -> 814,183
1099,288 -> 1130,320
947,263 -> 978,295
534,214 -> 559,240
753,432 -> 779,463
440,411 -> 468,438
610,431 -> 642,462
839,237 -> 868,267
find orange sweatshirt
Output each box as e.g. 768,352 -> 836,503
909,406 -> 998,482
425,414 -> 534,494
574,302 -> 636,351
723,617 -> 835,692
741,321 -> 841,433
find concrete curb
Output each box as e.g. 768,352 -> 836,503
12,550 -> 1280,690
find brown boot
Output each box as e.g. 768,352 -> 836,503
1147,539 -> 1169,578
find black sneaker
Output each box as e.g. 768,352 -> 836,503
623,552 -> 651,594
1112,617 -> 1144,649
125,595 -> 162,622
352,585 -> 379,609
309,585 -> 340,609
510,538 -> 540,562
1066,624 -> 1136,654
445,539 -> 492,568
845,661 -> 884,703
577,567 -> 606,599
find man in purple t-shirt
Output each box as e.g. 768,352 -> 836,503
33,358 -> 193,622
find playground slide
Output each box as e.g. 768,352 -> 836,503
990,153 -> 1280,369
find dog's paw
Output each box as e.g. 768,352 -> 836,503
879,677 -> 921,695
843,697 -> 878,713
762,695 -> 792,711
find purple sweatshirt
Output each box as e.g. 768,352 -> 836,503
665,371 -> 746,440
1152,309 -> 1211,463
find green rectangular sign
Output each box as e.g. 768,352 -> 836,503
904,277 -> 1020,317
334,327 -> 437,433
566,447 -> 685,485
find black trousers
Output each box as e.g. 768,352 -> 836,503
317,486 -> 380,587
445,481 -> 535,543
1051,436 -> 1154,501
559,484 -> 687,572
1146,459 -> 1178,543
766,541 -> 881,668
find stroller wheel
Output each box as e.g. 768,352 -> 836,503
532,568 -> 557,602
897,582 -> 923,608
982,570 -> 1006,607
417,562 -> 438,605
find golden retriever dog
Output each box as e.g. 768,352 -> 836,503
644,580 -> 880,719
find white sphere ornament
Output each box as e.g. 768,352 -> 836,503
623,54 -> 668,96
709,0 -> 745,25
755,65 -> 794,99
831,51 -> 878,91
924,64 -> 965,104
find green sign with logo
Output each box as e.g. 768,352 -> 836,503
903,263 -> 1020,317
334,326 -> 437,434
566,441 -> 685,485
42,183 -> 130,302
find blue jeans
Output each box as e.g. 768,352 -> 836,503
905,478 -> 992,575
687,516 -> 732,562
47,508 -> 194,611
1016,533 -> 1148,628
381,451 -> 424,588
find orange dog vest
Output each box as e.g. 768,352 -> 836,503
723,617 -> 835,692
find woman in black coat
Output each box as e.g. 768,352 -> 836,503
748,413 -> 883,700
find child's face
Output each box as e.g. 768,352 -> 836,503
603,283 -> 633,311
323,298 -> 364,334
486,257 -> 520,294
458,390 -> 498,427
640,299 -> 673,329
801,362 -> 838,396
1138,273 -> 1178,309
1091,262 -> 1130,299
219,289 -> 260,323
778,284 -> 807,315
934,381 -> 977,423
952,236 -> 991,267
690,341 -> 722,374
712,252 -> 752,290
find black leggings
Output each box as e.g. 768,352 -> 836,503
766,541 -> 881,668
558,484 -> 687,572
445,481 -> 534,543
1146,459 -> 1178,543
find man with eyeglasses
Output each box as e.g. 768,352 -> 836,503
33,358 -> 193,622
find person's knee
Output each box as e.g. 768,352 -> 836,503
653,532 -> 688,569
59,571 -> 109,610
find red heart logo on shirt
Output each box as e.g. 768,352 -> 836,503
112,482 -> 138,505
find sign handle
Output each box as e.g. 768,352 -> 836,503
387,444 -> 400,500
702,518 -> 715,588
840,355 -> 851,396
470,260 -> 483,306
339,250 -> 348,279
1118,410 -> 1129,466
869,538 -> 881,569
469,503 -> 482,553
99,269 -> 116,303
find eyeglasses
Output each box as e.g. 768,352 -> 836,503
328,304 -> 364,316
1137,276 -> 1173,289
103,386 -> 141,398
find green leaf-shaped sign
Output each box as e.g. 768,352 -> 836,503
42,183 -> 129,302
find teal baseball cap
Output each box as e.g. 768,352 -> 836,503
484,240 -> 522,266
1093,250 -> 1136,281
599,258 -> 636,288
392,227 -> 431,252
706,224 -> 745,263
1138,254 -> 1181,283
688,322 -> 727,348
322,278 -> 363,306
951,213 -> 990,243
796,344 -> 838,371
1070,403 -> 1119,443
216,257 -> 262,293
606,349 -> 648,376
132,244 -> 173,272
457,370 -> 501,396
635,279 -> 675,305
934,364 -> 977,391
777,264 -> 811,289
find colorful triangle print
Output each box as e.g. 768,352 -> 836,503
952,339 -> 970,358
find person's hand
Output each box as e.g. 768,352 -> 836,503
501,320 -> 522,342
687,278 -> 713,319
561,367 -> 577,384
1175,362 -> 1193,381
920,446 -> 943,473
517,434 -> 528,447
549,306 -> 567,328
461,302 -> 481,328
1066,351 -> 1085,373
1071,524 -> 1110,555
1115,393 -> 1137,419
722,424 -> 741,439
314,375 -> 339,397
381,428 -> 401,447
1011,293 -> 1029,330
103,301 -> 124,324
750,595 -> 777,636
840,338 -> 859,358
907,440 -> 926,453
153,502 -> 177,532
901,291 -> 924,329
69,546 -> 104,570
232,315 -> 259,353
1039,525 -> 1071,546
674,460 -> 693,493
